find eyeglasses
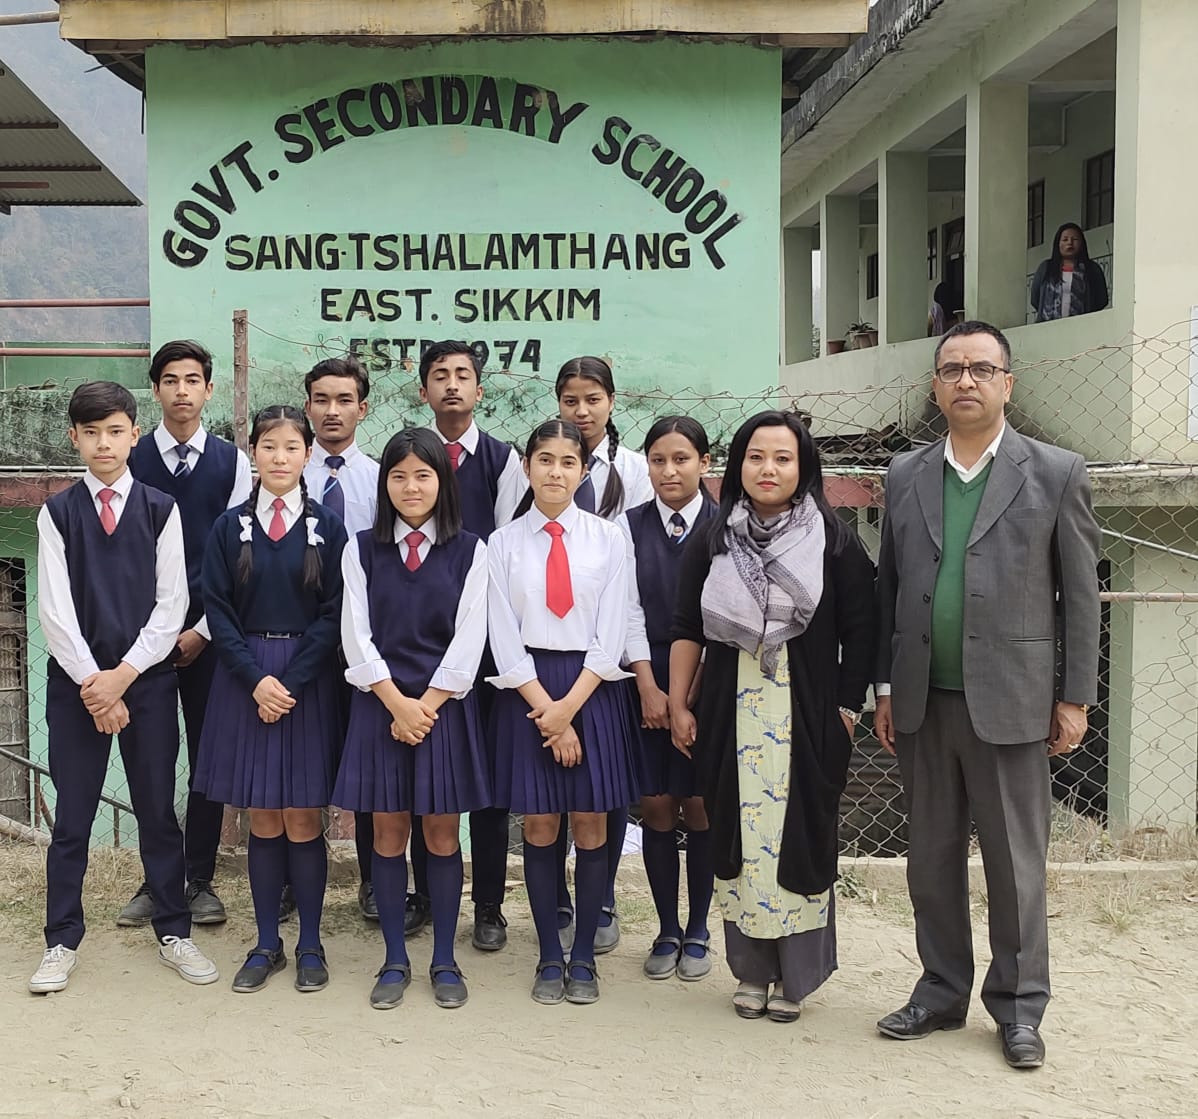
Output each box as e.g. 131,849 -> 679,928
933,362 -> 1008,383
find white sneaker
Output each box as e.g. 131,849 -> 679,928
30,944 -> 77,993
158,936 -> 219,985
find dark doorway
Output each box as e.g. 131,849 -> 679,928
941,217 -> 965,316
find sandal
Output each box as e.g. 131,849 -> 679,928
732,981 -> 768,1019
643,936 -> 682,980
767,988 -> 802,1023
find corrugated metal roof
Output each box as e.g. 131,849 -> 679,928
0,57 -> 139,210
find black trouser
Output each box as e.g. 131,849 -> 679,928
410,806 -> 509,906
176,645 -> 225,883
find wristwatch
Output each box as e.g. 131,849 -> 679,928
838,706 -> 861,727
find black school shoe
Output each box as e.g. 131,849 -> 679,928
471,903 -> 508,951
564,961 -> 600,1005
232,942 -> 287,993
430,964 -> 469,1009
186,880 -> 228,925
294,945 -> 330,992
531,961 -> 566,1005
369,962 -> 411,1010
404,892 -> 431,935
278,884 -> 297,923
359,881 -> 379,922
116,883 -> 154,928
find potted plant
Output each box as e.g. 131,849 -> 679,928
826,337 -> 847,355
848,320 -> 878,348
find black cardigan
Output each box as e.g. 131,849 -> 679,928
670,520 -> 876,895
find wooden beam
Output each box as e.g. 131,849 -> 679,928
0,121 -> 60,130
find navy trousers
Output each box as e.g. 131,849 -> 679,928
177,644 -> 225,883
44,669 -> 190,949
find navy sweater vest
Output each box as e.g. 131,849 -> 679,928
357,528 -> 479,696
45,479 -> 176,676
455,429 -> 511,540
625,496 -> 717,646
129,435 -> 237,628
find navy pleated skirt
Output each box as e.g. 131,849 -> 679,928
637,642 -> 700,798
194,636 -> 340,809
491,649 -> 642,815
332,688 -> 491,815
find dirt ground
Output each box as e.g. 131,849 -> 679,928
2,844 -> 1196,1119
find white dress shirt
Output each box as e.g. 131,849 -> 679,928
618,491 -> 707,666
256,484 -> 304,534
486,502 -> 632,690
430,420 -> 528,528
304,440 -> 379,536
37,469 -> 188,685
154,422 -> 252,640
583,441 -> 654,519
340,519 -> 488,698
876,425 -> 1007,698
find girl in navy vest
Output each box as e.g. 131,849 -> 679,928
554,356 -> 652,953
194,405 -> 347,994
620,417 -> 718,982
488,420 -> 639,1005
332,428 -> 490,1010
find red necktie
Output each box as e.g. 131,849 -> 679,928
98,488 -> 117,535
404,530 -> 425,571
445,442 -> 463,471
543,521 -> 573,618
267,496 -> 287,541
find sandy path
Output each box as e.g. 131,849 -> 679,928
3,854 -> 1196,1118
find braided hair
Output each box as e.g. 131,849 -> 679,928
513,419 -> 587,518
554,355 -> 624,519
236,405 -> 322,589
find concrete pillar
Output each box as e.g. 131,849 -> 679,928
964,80 -> 1028,329
1105,522 -> 1198,828
782,226 -> 816,364
820,194 -> 858,356
879,151 -> 929,345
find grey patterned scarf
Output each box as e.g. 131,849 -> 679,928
700,496 -> 825,678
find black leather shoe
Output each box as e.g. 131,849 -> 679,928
278,884 -> 296,923
232,942 -> 286,993
404,892 -> 431,935
531,960 -> 566,1005
117,883 -> 154,927
564,960 -> 600,1005
294,945 -> 330,992
1000,1024 -> 1045,1069
430,964 -> 469,1009
369,962 -> 411,1010
471,902 -> 508,951
186,879 -> 228,925
877,1002 -> 967,1040
359,881 -> 379,922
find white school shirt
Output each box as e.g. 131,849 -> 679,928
304,440 -> 379,536
154,422 -> 252,640
486,502 -> 633,690
430,420 -> 528,528
582,441 -> 654,518
340,519 -> 488,698
37,469 -> 188,685
875,425 -> 1007,699
618,490 -> 707,666
256,484 -> 304,534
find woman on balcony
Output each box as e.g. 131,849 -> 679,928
1030,222 -> 1109,322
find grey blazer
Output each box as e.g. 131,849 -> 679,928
875,427 -> 1101,744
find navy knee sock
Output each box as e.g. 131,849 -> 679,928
642,824 -> 683,950
286,836 -> 327,952
570,844 -> 607,972
247,832 -> 287,950
683,828 -> 714,956
426,849 -> 463,979
553,820 -> 571,920
372,852 -> 410,974
599,806 -> 628,925
524,839 -> 565,976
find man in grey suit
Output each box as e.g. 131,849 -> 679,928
874,320 -> 1100,1069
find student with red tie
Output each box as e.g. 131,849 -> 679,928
406,340 -> 526,951
194,406 -> 347,994
332,428 -> 490,1009
486,420 -> 640,1006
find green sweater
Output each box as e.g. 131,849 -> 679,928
929,460 -> 993,690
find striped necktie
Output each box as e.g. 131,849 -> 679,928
668,511 -> 687,544
323,455 -> 346,520
174,444 -> 192,478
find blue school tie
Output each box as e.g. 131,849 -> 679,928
174,444 -> 192,478
575,454 -> 599,513
668,512 -> 687,544
323,455 -> 345,519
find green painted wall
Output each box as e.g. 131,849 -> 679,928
144,39 -> 781,454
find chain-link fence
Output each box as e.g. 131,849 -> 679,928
1,320 -> 1196,861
